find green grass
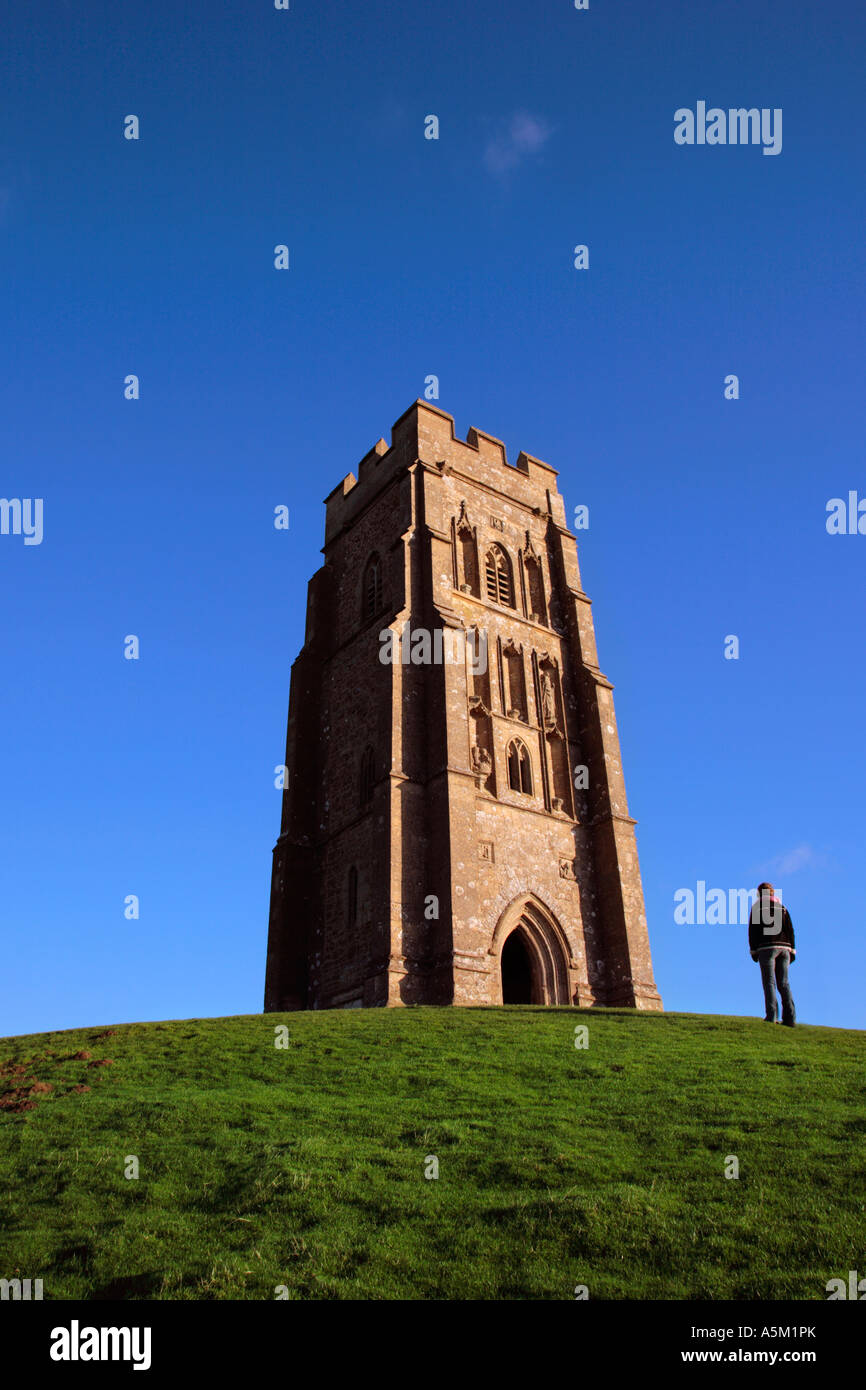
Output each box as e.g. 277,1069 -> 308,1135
1,1007 -> 864,1299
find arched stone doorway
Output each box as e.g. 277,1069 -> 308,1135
492,894 -> 573,1005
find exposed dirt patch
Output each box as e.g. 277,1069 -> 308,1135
1,1057 -> 42,1112
0,1061 -> 32,1081
0,1089 -> 37,1113
0,1048 -> 115,1115
1,1081 -> 51,1111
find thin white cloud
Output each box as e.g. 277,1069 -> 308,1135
483,111 -> 552,176
764,844 -> 824,876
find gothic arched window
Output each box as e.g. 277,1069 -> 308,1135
348,866 -> 358,926
363,554 -> 383,620
359,746 -> 375,807
485,545 -> 514,607
507,740 -> 533,795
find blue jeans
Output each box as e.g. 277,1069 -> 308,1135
757,946 -> 795,1024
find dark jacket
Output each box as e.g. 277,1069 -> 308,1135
749,897 -> 795,954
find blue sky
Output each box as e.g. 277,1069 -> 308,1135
2,0 -> 864,1037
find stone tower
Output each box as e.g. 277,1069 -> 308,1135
264,401 -> 662,1012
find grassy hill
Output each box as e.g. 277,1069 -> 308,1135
1,1007 -> 864,1300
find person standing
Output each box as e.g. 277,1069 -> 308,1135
749,882 -> 796,1026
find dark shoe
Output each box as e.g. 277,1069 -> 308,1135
781,1019 -> 795,1027
763,1017 -> 777,1023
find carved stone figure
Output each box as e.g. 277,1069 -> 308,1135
471,744 -> 492,779
541,670 -> 557,726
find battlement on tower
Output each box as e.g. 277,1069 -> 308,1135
324,400 -> 567,544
